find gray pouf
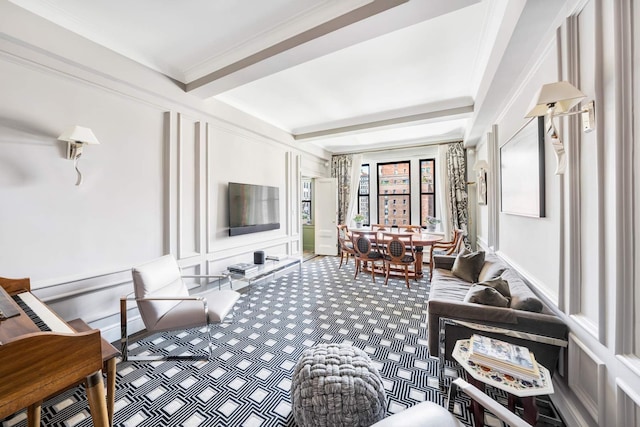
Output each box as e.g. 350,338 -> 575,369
291,343 -> 387,427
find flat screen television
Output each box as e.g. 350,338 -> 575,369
228,182 -> 280,236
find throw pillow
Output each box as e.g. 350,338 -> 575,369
463,284 -> 510,307
451,249 -> 485,283
510,295 -> 544,313
476,275 -> 511,299
477,261 -> 507,283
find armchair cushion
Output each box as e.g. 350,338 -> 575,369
451,249 -> 485,283
370,401 -> 461,427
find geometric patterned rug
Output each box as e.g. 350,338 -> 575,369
3,256 -> 512,427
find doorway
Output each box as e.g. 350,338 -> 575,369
301,177 -> 316,261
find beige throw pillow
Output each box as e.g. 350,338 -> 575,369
451,249 -> 485,283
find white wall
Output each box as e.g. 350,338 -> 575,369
0,2 -> 330,341
473,1 -> 640,425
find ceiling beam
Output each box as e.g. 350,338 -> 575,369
293,104 -> 474,141
185,0 -> 409,94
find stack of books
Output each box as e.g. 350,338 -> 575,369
227,263 -> 259,275
469,334 -> 541,382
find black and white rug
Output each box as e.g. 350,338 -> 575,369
3,256 -> 503,427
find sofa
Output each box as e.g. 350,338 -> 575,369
427,251 -> 568,374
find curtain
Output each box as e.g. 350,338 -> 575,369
345,154 -> 362,226
446,141 -> 469,248
331,154 -> 355,225
437,144 -> 452,240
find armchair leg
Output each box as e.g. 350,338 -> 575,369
120,297 -> 128,362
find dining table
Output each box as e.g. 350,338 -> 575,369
350,227 -> 444,278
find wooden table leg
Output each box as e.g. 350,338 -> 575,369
466,376 -> 486,426
106,357 -> 117,425
521,396 -> 539,425
508,393 -> 517,412
26,401 -> 41,427
415,246 -> 424,277
86,371 -> 109,427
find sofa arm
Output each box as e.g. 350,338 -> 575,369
433,255 -> 456,271
427,299 -> 568,357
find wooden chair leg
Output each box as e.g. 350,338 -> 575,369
384,263 -> 390,286
27,401 -> 42,427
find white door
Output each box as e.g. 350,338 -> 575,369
314,178 -> 337,255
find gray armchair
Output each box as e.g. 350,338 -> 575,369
121,254 -> 240,361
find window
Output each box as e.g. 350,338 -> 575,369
420,159 -> 436,226
358,164 -> 370,225
301,178 -> 312,224
378,161 -> 410,225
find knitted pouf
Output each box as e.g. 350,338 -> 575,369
291,343 -> 387,427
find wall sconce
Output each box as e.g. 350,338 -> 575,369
57,126 -> 100,186
467,160 -> 489,185
472,159 -> 489,205
525,81 -> 595,175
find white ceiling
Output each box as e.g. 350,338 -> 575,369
9,0 -> 561,153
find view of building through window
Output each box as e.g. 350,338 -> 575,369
358,164 -> 370,225
301,178 -> 312,225
378,162 -> 410,226
420,159 -> 436,226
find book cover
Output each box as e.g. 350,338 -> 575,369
469,334 -> 536,373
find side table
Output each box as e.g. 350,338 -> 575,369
452,339 -> 554,426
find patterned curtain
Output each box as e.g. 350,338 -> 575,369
331,154 -> 353,225
446,142 -> 469,248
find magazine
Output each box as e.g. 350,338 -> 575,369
469,334 -> 541,381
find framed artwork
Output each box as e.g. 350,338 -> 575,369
477,170 -> 487,205
500,116 -> 545,217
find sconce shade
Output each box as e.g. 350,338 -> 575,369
57,126 -> 100,145
473,159 -> 489,171
525,81 -> 586,117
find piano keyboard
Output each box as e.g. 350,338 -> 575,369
12,292 -> 73,333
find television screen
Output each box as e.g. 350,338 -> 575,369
228,182 -> 280,236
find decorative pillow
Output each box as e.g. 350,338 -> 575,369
464,284 -> 510,307
451,249 -> 485,283
510,295 -> 544,313
476,275 -> 511,299
477,261 -> 507,283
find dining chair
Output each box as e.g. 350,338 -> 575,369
399,224 -> 422,233
337,224 -> 356,268
428,228 -> 465,277
371,223 -> 390,231
352,231 -> 384,283
381,231 -> 417,288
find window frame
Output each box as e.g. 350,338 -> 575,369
377,161 -> 411,226
419,158 -> 437,226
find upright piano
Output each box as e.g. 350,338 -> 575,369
0,277 -> 109,427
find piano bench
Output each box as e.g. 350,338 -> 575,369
68,318 -> 120,426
